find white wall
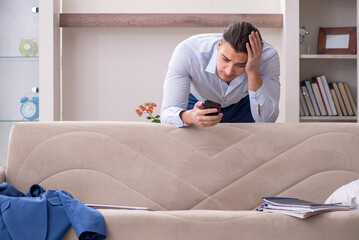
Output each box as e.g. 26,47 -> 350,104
61,0 -> 285,122
62,0 -> 281,13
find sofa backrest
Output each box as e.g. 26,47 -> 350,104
6,122 -> 359,211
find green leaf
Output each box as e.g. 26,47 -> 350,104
155,115 -> 160,118
147,116 -> 152,120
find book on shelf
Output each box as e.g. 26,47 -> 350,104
302,80 -> 320,116
258,197 -> 351,219
311,82 -> 327,115
320,75 -> 338,115
343,82 -> 357,116
301,85 -> 316,116
329,88 -> 343,116
313,75 -> 332,115
299,89 -> 310,116
337,82 -> 354,116
330,82 -> 348,116
299,104 -> 304,116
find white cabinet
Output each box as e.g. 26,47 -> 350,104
0,0 -> 39,167
0,0 -> 39,122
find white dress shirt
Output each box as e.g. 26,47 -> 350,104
161,33 -> 280,127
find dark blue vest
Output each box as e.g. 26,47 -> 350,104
187,93 -> 255,123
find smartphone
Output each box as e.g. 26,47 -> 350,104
203,100 -> 221,116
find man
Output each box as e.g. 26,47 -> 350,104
160,22 -> 280,127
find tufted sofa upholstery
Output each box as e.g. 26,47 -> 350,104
2,121 -> 359,239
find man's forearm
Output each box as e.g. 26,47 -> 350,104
247,71 -> 263,116
179,110 -> 193,126
247,70 -> 263,92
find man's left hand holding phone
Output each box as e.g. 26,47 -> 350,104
180,100 -> 223,127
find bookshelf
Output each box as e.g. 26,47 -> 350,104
299,0 -> 357,122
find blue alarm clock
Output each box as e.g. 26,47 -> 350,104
20,97 -> 39,121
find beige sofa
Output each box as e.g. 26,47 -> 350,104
2,122 -> 359,239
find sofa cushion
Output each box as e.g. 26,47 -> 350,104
62,209 -> 359,240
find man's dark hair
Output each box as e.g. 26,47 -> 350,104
222,22 -> 262,53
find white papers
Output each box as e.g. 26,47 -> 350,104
86,204 -> 151,211
258,197 -> 351,219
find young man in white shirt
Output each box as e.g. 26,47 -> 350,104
161,22 -> 280,127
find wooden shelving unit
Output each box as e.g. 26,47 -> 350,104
298,0 -> 358,123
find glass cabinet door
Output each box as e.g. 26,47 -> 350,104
0,0 -> 39,167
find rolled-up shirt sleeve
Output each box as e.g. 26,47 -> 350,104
160,43 -> 192,127
248,51 -> 280,122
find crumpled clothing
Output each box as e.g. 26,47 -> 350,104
325,179 -> 359,209
0,182 -> 106,240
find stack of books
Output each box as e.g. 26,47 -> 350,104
258,197 -> 351,219
300,75 -> 357,117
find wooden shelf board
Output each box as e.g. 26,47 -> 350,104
60,13 -> 283,28
0,56 -> 39,62
300,116 -> 357,122
300,54 -> 357,59
0,120 -> 39,122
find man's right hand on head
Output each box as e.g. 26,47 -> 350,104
180,101 -> 223,127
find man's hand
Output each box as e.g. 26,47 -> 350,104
245,31 -> 263,75
180,101 -> 222,127
245,31 -> 264,91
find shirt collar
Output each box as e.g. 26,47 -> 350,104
205,47 -> 218,74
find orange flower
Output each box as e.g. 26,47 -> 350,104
135,102 -> 160,123
139,105 -> 146,111
135,109 -> 142,116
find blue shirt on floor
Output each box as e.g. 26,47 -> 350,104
161,33 -> 280,127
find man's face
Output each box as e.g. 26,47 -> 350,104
216,39 -> 248,83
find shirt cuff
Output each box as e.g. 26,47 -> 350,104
161,107 -> 189,128
248,84 -> 268,106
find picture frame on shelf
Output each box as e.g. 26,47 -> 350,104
317,27 -> 357,54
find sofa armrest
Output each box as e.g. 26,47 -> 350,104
0,166 -> 5,183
